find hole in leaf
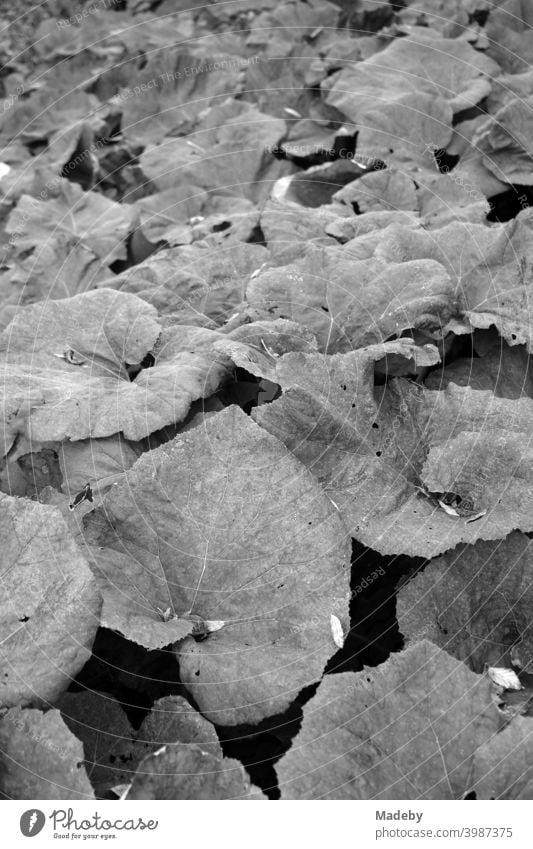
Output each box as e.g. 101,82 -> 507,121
212,220 -> 231,233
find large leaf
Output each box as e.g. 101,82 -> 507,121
425,340 -> 533,398
246,246 -> 456,353
0,241 -> 111,313
363,219 -> 496,284
324,34 -> 499,118
396,0 -> 480,34
260,199 -> 346,265
472,717 -> 533,799
1,287 -> 160,369
254,342 -> 533,557
0,295 -> 233,443
0,289 -> 159,448
131,189 -> 259,248
276,641 -> 501,799
0,89 -> 103,144
119,50 -> 246,145
397,532 -> 533,673
0,708 -> 94,799
140,99 -> 288,204
214,318 -> 318,381
334,169 -> 418,214
124,743 -> 265,800
1,433 -> 142,509
473,97 -> 533,186
103,242 -> 268,323
83,405 -> 351,725
0,494 -> 101,708
58,692 -> 220,797
415,172 -> 492,227
485,5 -> 533,73
6,181 -> 134,264
58,692 -> 134,797
345,92 -> 453,168
458,211 -> 533,350
323,35 -> 497,167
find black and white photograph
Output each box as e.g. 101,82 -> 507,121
0,0 -> 532,844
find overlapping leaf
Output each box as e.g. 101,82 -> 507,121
57,692 -> 221,797
119,50 -> 246,145
0,708 -> 94,800
398,532 -> 533,672
103,242 -> 268,323
6,181 -> 134,264
83,405 -> 351,725
325,34 -> 499,117
276,641 -> 502,799
247,246 -> 456,353
0,290 -> 234,443
254,341 -> 533,557
0,435 -> 141,503
140,100 -> 289,204
471,717 -> 533,799
2,0 -> 533,805
425,339 -> 533,398
124,744 -> 265,800
0,495 -> 101,708
473,96 -> 533,186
